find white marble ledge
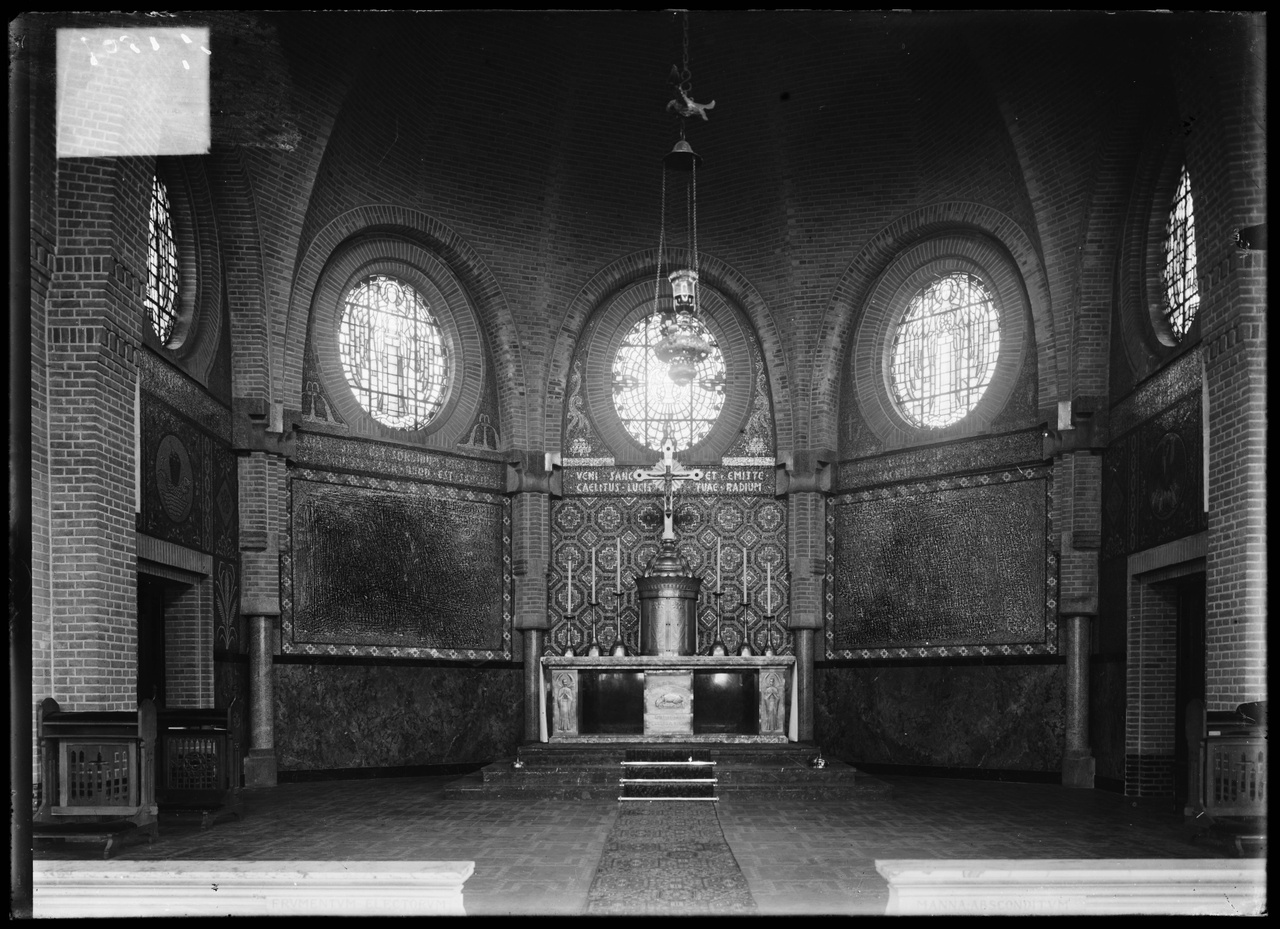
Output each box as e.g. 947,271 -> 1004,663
876,858 -> 1266,916
34,860 -> 474,918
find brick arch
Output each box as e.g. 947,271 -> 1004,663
285,205 -> 524,449
809,202 -> 1055,451
1072,87 -> 1161,402
207,149 -> 270,405
543,249 -> 792,456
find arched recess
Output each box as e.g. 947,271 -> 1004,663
285,205 -> 523,450
850,233 -> 1033,450
1114,95 -> 1201,392
809,202 -> 1056,452
307,234 -> 484,448
142,155 -> 224,388
544,248 -> 792,458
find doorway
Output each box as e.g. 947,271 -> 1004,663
1172,572 -> 1206,811
137,573 -> 168,706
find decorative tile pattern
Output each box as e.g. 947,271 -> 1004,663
585,802 -> 757,915
549,493 -> 789,658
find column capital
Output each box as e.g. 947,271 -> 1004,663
506,449 -> 561,496
232,397 -> 299,458
775,448 -> 835,496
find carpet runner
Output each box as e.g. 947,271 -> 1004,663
584,801 -> 758,915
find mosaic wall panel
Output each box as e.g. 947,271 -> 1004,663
140,389 -> 241,654
828,466 -> 1056,658
285,471 -> 512,659
275,662 -> 523,771
815,662 -> 1066,771
550,470 -> 788,657
1101,391 -> 1205,563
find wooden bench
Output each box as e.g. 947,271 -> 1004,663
33,860 -> 474,917
1197,701 -> 1266,856
156,700 -> 243,828
34,698 -> 159,858
875,859 -> 1266,915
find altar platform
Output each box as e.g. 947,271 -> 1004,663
445,740 -> 892,801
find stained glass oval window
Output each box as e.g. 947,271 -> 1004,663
145,174 -> 180,345
612,312 -> 726,451
339,274 -> 449,430
1161,165 -> 1199,343
890,272 -> 1000,428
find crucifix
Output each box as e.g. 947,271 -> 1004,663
632,440 -> 703,541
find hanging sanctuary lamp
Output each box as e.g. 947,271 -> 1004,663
652,11 -> 716,387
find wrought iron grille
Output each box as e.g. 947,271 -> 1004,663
612,310 -> 725,451
145,174 -> 180,345
1162,166 -> 1199,343
339,274 -> 449,430
890,272 -> 1000,428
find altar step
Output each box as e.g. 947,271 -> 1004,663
445,742 -> 892,801
619,749 -> 717,801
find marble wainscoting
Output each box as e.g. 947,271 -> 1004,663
275,662 -> 523,772
815,662 -> 1065,772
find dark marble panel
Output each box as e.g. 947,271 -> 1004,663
274,663 -> 523,771
213,658 -> 249,783
1090,656 -> 1127,782
815,662 -> 1066,771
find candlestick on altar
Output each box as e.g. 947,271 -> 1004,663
567,555 -> 574,611
611,589 -> 627,657
615,538 -> 621,592
716,539 -> 722,592
742,544 -> 749,603
710,590 -> 727,656
766,561 -> 772,614
591,550 -> 597,604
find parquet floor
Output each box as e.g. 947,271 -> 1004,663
31,770 -> 1240,916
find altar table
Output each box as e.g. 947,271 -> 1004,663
541,655 -> 795,743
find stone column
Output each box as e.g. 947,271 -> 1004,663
780,450 -> 833,743
232,401 -> 295,788
1061,613 -> 1095,788
242,612 -> 279,788
508,451 -> 557,742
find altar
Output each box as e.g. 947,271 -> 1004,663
542,655 -> 796,743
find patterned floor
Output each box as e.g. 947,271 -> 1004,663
586,802 -> 756,915
31,769 -> 1240,916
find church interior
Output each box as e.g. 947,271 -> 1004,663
13,9 -> 1266,917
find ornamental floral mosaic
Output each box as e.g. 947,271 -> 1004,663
826,465 -> 1057,659
283,469 -> 512,660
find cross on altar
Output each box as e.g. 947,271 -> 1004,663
632,440 -> 703,541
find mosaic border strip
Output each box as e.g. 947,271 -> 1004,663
281,468 -> 512,661
825,464 -> 1058,660
293,431 -> 505,491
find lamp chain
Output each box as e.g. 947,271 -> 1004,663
679,11 -> 692,92
653,165 -> 667,319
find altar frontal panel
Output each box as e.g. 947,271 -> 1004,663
287,474 -> 510,658
829,469 -> 1056,658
